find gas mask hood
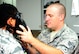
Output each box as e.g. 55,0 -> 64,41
6,12 -> 27,39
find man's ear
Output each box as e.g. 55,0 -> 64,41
59,14 -> 64,21
7,17 -> 13,26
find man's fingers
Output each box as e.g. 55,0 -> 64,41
27,26 -> 31,32
19,25 -> 27,32
16,30 -> 24,35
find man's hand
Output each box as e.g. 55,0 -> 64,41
16,25 -> 34,43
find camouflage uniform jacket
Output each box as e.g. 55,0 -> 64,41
37,24 -> 78,54
0,29 -> 25,54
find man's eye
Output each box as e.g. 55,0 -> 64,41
49,14 -> 53,17
45,14 -> 53,18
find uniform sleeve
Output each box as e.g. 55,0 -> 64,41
56,33 -> 78,54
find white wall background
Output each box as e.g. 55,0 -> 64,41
16,0 -> 41,30
60,0 -> 79,33
0,0 -> 16,6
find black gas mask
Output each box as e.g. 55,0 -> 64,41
6,12 -> 27,39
